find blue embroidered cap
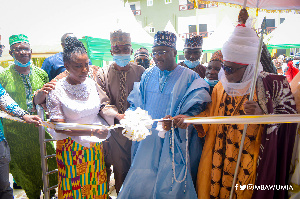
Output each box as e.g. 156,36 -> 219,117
184,35 -> 203,49
153,31 -> 176,49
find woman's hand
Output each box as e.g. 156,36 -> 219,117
41,82 -> 57,95
116,113 -> 125,121
55,129 -> 71,134
22,114 -> 41,126
244,100 -> 264,115
34,82 -> 57,105
52,117 -> 109,138
93,128 -> 108,139
55,128 -> 108,139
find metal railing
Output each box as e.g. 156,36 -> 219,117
179,3 -> 212,11
258,26 -> 276,34
36,105 -> 58,199
179,31 -> 209,39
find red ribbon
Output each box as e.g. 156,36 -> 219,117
237,24 -> 246,27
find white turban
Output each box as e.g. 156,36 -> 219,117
222,25 -> 259,65
219,25 -> 263,96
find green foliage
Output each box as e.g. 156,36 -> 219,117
0,60 -> 12,69
32,57 -> 46,68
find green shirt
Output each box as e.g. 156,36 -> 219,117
0,64 -> 57,198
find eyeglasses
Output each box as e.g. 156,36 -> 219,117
221,63 -> 247,74
135,52 -> 149,58
12,47 -> 31,53
151,50 -> 169,57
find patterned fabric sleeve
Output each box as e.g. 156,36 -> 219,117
46,89 -> 64,120
0,84 -> 27,118
96,67 -> 109,95
253,72 -> 298,199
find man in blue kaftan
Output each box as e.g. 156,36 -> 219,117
118,31 -> 211,199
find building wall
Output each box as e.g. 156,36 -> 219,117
127,0 -> 196,37
125,0 -> 295,60
126,0 -> 289,37
126,0 -> 240,40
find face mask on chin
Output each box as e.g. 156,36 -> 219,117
204,77 -> 219,87
14,59 -> 31,68
184,59 -> 200,68
113,54 -> 131,67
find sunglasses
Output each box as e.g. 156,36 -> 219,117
221,63 -> 247,74
134,53 -> 149,59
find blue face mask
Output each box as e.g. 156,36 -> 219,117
184,59 -> 200,69
14,59 -> 32,67
113,54 -> 131,67
204,77 -> 219,87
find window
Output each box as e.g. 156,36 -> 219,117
198,24 -> 207,33
149,27 -> 155,33
129,2 -> 141,16
129,2 -> 140,10
189,25 -> 196,34
165,0 -> 172,4
265,19 -> 275,28
130,4 -> 136,11
265,19 -> 276,34
147,0 -> 153,6
199,24 -> 208,37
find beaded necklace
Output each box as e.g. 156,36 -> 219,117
63,77 -> 92,99
170,120 -> 188,192
14,66 -> 34,114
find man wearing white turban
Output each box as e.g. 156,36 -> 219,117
173,9 -> 298,199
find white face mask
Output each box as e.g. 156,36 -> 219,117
113,54 -> 131,67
